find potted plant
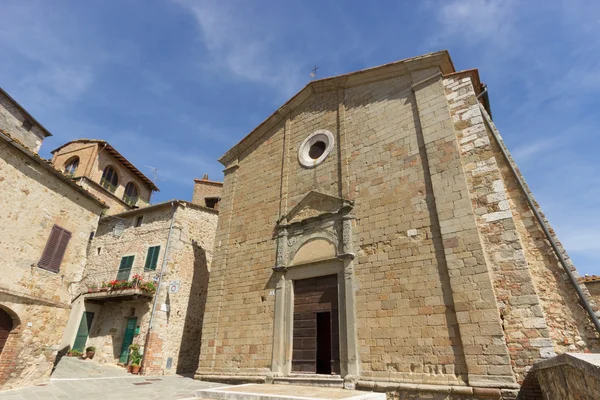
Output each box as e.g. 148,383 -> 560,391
67,349 -> 82,357
129,343 -> 142,374
85,346 -> 96,359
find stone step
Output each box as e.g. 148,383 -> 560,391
195,383 -> 386,400
272,375 -> 344,388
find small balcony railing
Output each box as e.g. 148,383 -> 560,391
100,177 -> 118,193
75,268 -> 157,300
122,194 -> 139,206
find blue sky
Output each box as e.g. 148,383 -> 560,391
1,0 -> 599,276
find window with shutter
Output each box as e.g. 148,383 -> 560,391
116,256 -> 134,280
38,225 -> 72,273
144,246 -> 160,271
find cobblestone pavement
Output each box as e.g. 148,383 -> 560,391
0,357 -> 224,399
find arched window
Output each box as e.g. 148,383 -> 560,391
123,182 -> 139,206
64,157 -> 79,177
100,166 -> 119,193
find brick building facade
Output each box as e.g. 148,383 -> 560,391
195,51 -> 599,399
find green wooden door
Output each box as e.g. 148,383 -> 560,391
119,317 -> 137,363
116,256 -> 134,281
72,312 -> 94,352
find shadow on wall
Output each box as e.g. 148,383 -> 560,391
176,241 -> 209,374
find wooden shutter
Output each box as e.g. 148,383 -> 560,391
116,256 -> 134,281
39,225 -> 72,272
144,246 -> 160,271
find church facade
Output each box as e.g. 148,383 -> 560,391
195,51 -> 599,398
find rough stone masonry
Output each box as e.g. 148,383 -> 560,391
195,51 -> 599,399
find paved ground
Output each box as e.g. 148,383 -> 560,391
0,357 -> 223,399
197,383 -> 386,400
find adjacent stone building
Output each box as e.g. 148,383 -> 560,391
192,174 -> 223,210
0,89 -> 107,389
195,51 -> 600,399
50,139 -> 159,214
60,199 -> 218,375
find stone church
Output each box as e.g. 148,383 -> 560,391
195,51 -> 599,398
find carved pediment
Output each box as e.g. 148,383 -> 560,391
285,191 -> 346,224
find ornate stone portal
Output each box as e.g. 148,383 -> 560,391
271,191 -> 359,382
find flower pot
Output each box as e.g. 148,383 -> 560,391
86,351 -> 95,359
131,365 -> 140,374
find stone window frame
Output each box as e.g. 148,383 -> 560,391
298,129 -> 335,168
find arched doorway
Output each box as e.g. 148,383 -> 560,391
0,308 -> 13,356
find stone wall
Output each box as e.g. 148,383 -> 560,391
0,139 -> 104,389
66,202 -> 218,375
443,72 -> 599,383
192,177 -> 223,208
196,53 -> 598,398
0,92 -> 47,153
583,280 -> 600,310
533,353 -> 600,400
197,61 -> 504,388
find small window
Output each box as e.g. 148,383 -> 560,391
144,246 -> 160,271
64,157 -> 80,177
123,182 -> 139,206
205,197 -> 220,209
38,225 -> 72,273
101,166 -> 119,193
134,216 -> 143,227
22,119 -> 33,131
298,130 -> 335,168
97,247 -> 101,255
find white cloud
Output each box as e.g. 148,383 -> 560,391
172,0 -> 305,98
510,138 -> 557,163
433,0 -> 518,46
0,2 -> 102,111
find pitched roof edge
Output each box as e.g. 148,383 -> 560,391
0,129 -> 107,209
0,87 -> 52,137
193,178 -> 223,186
218,50 -> 455,167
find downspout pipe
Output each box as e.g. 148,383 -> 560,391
480,106 -> 600,334
141,201 -> 177,371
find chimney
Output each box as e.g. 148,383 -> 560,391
192,174 -> 223,209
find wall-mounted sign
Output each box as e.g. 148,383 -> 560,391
169,280 -> 180,294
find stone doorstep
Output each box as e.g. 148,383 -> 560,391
272,374 -> 344,388
195,383 -> 386,400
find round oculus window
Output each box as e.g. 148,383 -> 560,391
298,130 -> 334,168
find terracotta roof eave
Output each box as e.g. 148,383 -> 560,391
0,87 -> 52,137
218,50 -> 455,166
580,275 -> 600,283
193,178 -> 223,186
0,129 -> 107,209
